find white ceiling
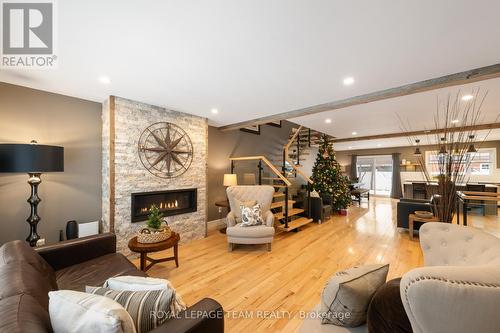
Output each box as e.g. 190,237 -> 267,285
293,77 -> 500,150
1,0 -> 500,128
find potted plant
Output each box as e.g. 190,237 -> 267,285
137,204 -> 171,243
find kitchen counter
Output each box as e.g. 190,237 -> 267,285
403,182 -> 498,215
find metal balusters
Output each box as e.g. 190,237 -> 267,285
297,132 -> 300,166
258,161 -> 263,185
285,186 -> 289,229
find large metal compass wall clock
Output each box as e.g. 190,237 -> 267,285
138,122 -> 194,178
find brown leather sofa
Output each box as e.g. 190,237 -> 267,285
0,233 -> 224,333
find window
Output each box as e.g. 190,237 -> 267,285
425,148 -> 495,176
356,155 -> 393,196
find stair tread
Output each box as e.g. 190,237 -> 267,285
277,217 -> 314,232
274,208 -> 304,219
262,176 -> 280,180
272,164 -> 292,168
270,200 -> 296,209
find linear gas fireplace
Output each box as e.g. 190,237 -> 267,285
131,188 -> 197,222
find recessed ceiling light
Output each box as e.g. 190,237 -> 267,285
99,76 -> 111,84
211,108 -> 219,115
343,77 -> 355,86
451,119 -> 459,124
351,131 -> 357,135
325,118 -> 332,124
462,94 -> 473,101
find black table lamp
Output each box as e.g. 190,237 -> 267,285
0,141 -> 64,246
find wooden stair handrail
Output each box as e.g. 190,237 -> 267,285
284,126 -> 313,184
286,125 -> 303,151
229,156 -> 292,186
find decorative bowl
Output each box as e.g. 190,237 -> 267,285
137,227 -> 171,244
415,211 -> 433,219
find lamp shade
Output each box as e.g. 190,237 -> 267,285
0,143 -> 64,173
223,173 -> 237,187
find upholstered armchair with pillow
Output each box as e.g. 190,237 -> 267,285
226,185 -> 275,251
400,223 -> 500,333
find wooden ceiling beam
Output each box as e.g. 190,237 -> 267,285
332,123 -> 500,143
218,63 -> 500,131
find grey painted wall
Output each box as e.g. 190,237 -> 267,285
0,82 -> 102,245
207,121 -> 297,221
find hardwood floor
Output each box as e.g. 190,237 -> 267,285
133,196 -> 498,332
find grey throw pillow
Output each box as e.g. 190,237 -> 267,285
320,264 -> 389,327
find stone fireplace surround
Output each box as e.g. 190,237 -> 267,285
102,96 -> 208,253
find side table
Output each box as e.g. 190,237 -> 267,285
215,200 -> 230,234
408,214 -> 439,240
128,232 -> 180,271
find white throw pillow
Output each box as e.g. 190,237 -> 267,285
239,203 -> 264,227
48,290 -> 136,333
233,199 -> 257,219
103,276 -> 186,313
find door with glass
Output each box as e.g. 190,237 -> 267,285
356,155 -> 393,196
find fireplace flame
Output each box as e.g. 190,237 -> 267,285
140,200 -> 179,213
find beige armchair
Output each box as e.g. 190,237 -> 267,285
226,185 -> 275,252
401,223 -> 500,333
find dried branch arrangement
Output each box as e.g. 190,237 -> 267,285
400,88 -> 491,222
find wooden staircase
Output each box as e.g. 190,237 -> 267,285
228,125 -> 333,233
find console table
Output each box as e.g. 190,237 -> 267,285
456,191 -> 500,226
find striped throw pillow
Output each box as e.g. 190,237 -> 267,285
86,286 -> 176,333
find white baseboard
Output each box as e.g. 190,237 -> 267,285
207,218 -> 227,232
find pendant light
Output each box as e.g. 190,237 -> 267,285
413,139 -> 422,156
438,137 -> 448,155
467,135 -> 478,154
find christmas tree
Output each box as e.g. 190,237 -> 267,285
311,136 -> 351,210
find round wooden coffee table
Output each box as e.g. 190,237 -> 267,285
128,232 -> 180,272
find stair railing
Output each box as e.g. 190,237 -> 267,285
229,155 -> 292,229
284,126 -> 314,218
284,126 -> 313,185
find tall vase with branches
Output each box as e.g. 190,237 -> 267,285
400,88 -> 492,223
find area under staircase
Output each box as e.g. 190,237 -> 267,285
229,125 -> 332,232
